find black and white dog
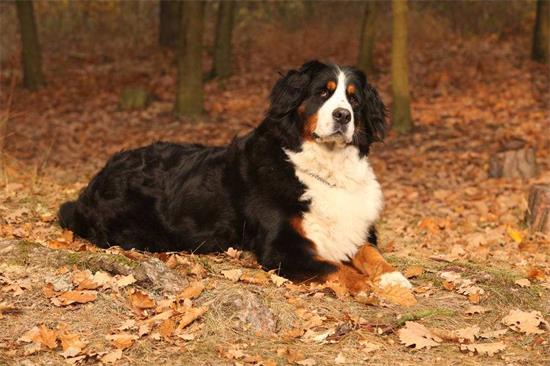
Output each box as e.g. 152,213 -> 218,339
59,61 -> 411,292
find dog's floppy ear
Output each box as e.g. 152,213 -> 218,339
268,60 -> 326,117
357,70 -> 387,142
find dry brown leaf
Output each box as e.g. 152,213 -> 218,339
460,342 -> 506,356
157,318 -> 175,340
375,284 -> 417,307
177,306 -> 208,330
37,325 -> 58,349
404,265 -> 424,279
128,289 -> 156,310
226,247 -> 242,259
221,269 -> 242,282
442,281 -> 455,291
468,292 -> 481,304
527,267 -> 546,281
101,349 -> 123,364
282,327 -> 305,339
176,281 -> 204,300
479,328 -> 508,339
398,321 -> 441,349
42,283 -> 57,298
18,326 -> 40,343
501,309 -> 549,334
116,274 -> 136,288
359,340 -> 381,353
269,272 -> 288,287
55,291 -> 97,306
59,332 -> 86,358
514,278 -> 531,287
240,270 -> 270,285
106,333 -> 138,349
465,305 -> 488,315
432,326 -> 479,344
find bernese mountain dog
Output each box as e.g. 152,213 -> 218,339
58,60 -> 411,293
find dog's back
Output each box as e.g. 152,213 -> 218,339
58,141 -> 238,252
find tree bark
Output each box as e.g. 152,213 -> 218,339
525,184 -> 550,234
159,0 -> 183,48
174,1 -> 204,118
15,0 -> 44,90
532,0 -> 549,63
391,0 -> 413,134
211,0 -> 236,79
358,1 -> 378,76
488,139 -> 538,180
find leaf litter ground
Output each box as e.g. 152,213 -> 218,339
0,22 -> 549,366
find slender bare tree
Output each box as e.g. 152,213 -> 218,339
174,1 -> 204,117
532,0 -> 549,63
358,1 -> 378,75
16,0 -> 44,90
391,0 -> 413,134
210,1 -> 237,79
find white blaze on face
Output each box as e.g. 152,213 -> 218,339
315,70 -> 354,143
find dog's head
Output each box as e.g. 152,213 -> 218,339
267,60 -> 387,154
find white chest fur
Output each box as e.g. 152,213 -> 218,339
285,142 -> 383,263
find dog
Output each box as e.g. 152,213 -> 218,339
58,60 -> 411,293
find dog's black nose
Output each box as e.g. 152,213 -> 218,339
332,108 -> 351,125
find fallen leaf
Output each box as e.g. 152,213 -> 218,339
177,306 -> 208,330
375,284 -> 417,307
465,305 -> 488,315
359,340 -> 381,353
55,291 -> 97,306
59,332 -> 86,358
404,265 -> 424,279
221,269 -> 242,282
226,247 -> 241,259
116,274 -> 136,288
240,270 -> 270,285
117,319 -> 136,331
157,318 -> 175,340
106,333 -> 138,349
101,349 -> 123,364
37,325 -> 58,349
514,278 -> 531,287
270,272 -> 288,287
501,309 -> 549,334
398,321 -> 441,349
176,281 -> 204,300
506,226 -> 522,243
468,292 -> 481,304
128,289 -> 156,310
479,328 -> 508,339
460,342 -> 506,356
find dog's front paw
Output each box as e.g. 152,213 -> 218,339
378,271 -> 412,289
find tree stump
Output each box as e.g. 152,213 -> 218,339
525,184 -> 550,234
488,139 -> 538,179
119,87 -> 152,111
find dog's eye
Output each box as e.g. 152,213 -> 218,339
349,95 -> 359,107
319,89 -> 329,98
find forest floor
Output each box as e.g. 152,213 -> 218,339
0,24 -> 549,366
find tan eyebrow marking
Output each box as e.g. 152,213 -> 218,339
347,84 -> 356,94
327,80 -> 337,91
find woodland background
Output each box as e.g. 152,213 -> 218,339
0,1 -> 549,365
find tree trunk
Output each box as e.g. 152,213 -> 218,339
174,1 -> 204,118
488,139 -> 538,180
159,0 -> 182,48
532,0 -> 549,63
211,0 -> 236,79
525,184 -> 550,233
15,0 -> 44,90
357,1 -> 378,76
391,0 -> 413,134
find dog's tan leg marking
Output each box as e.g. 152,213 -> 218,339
351,245 -> 412,288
